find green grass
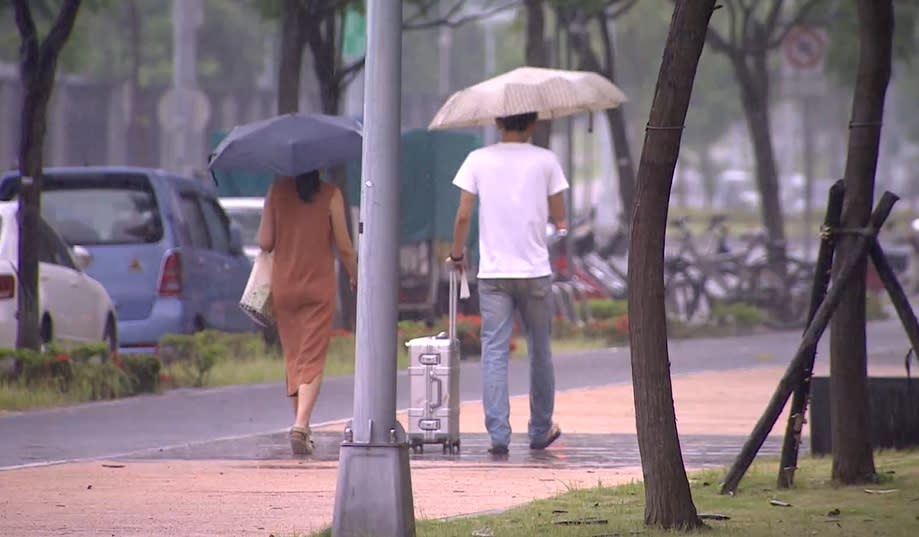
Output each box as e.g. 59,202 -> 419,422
306,451 -> 919,536
0,381 -> 89,411
513,336 -> 611,359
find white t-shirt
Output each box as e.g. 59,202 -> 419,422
453,142 -> 569,279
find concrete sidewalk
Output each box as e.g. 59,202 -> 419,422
0,363 -> 907,537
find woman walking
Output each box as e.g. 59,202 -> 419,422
258,170 -> 357,455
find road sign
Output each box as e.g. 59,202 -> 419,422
781,26 -> 829,98
783,26 -> 828,73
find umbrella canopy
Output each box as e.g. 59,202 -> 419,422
428,66 -> 628,131
208,113 -> 363,177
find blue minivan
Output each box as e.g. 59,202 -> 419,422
0,166 -> 256,352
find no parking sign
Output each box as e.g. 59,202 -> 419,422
782,26 -> 829,97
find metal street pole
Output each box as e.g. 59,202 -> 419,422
331,2 -> 414,536
801,95 -> 815,260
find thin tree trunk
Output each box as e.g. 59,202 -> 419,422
13,0 -> 83,350
305,9 -> 356,330
627,0 -> 714,529
524,0 -> 551,148
124,0 -> 144,165
277,0 -> 305,114
829,0 -> 893,486
731,50 -> 787,266
597,15 -> 636,228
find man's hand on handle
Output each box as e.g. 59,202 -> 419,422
446,250 -> 466,274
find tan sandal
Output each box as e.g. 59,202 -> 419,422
289,426 -> 314,455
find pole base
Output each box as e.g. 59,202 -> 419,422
331,433 -> 415,537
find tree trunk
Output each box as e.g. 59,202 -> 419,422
597,15 -> 636,229
627,0 -> 714,529
277,0 -> 305,114
829,0 -> 893,486
124,0 -> 145,165
700,146 -> 718,209
305,8 -> 356,330
524,0 -> 551,149
731,47 -> 787,266
13,0 -> 83,350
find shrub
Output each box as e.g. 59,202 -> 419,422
120,354 -> 162,394
588,299 -> 628,320
713,302 -> 764,329
455,314 -> 482,356
397,320 -> 432,349
158,333 -> 221,387
552,318 -> 581,340
72,361 -> 131,400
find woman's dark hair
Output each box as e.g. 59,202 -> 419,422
294,170 -> 321,203
496,112 -> 538,132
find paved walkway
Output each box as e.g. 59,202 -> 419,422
0,319 -> 908,469
0,363 -> 908,536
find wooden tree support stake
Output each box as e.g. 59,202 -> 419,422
867,242 -> 919,359
720,191 -> 899,496
776,179 -> 846,489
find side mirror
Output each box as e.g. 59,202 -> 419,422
229,225 -> 244,256
72,245 -> 93,271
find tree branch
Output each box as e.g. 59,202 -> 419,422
403,1 -> 520,31
11,0 -> 40,78
738,0 -> 756,50
39,0 -> 83,66
766,0 -> 828,49
763,0 -> 786,35
597,12 -> 615,75
338,56 -> 366,88
604,0 -> 639,20
705,26 -> 733,54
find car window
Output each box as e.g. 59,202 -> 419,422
199,198 -> 231,254
224,208 -> 261,248
179,193 -> 210,249
38,218 -> 77,270
41,173 -> 163,245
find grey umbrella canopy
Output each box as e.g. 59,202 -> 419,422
208,113 -> 363,177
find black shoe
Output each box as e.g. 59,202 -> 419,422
530,423 -> 562,450
487,445 -> 509,455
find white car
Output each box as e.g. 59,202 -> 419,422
218,197 -> 264,262
0,201 -> 118,351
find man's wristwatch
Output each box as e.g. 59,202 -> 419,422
449,252 -> 464,262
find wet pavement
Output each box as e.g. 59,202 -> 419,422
0,319 -> 903,469
120,429 -> 794,470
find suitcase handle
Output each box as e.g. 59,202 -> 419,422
447,268 -> 470,342
430,376 -> 443,410
448,269 -> 457,342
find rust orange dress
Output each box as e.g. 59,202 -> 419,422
259,178 -> 337,396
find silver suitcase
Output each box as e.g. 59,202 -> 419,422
406,270 -> 462,454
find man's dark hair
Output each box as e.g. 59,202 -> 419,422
496,112 -> 538,132
294,169 -> 321,203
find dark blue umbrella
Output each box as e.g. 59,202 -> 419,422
208,113 -> 363,178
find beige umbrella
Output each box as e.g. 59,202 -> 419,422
428,66 -> 628,131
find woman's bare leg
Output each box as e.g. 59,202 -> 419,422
294,376 -> 323,429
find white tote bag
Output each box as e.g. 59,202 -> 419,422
240,251 -> 274,327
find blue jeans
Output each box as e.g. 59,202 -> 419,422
477,276 -> 555,447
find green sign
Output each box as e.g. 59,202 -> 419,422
342,7 -> 366,60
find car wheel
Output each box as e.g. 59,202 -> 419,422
103,316 -> 118,356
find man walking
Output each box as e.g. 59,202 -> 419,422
448,111 -> 568,455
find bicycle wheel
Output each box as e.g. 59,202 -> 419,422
746,257 -> 814,329
664,258 -> 711,324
